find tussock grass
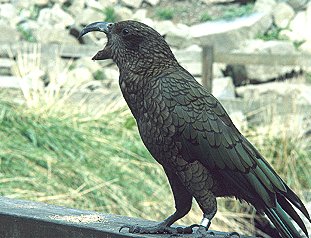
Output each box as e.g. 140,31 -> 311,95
0,45 -> 309,236
0,97 -> 309,235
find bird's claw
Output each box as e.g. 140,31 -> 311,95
119,224 -> 195,234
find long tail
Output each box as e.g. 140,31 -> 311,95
265,187 -> 310,238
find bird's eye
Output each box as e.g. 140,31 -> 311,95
122,28 -> 129,36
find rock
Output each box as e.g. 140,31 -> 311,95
253,0 -> 277,14
37,4 -> 75,29
133,9 -> 148,21
190,13 -> 272,51
229,111 -> 247,131
236,82 -> 311,105
0,22 -> 20,42
286,0 -> 310,11
85,0 -> 103,10
154,20 -> 175,36
212,77 -> 235,100
33,28 -> 78,44
115,7 -> 133,21
98,0 -> 118,8
67,67 -> 94,88
67,0 -> 85,16
273,2 -> 295,28
121,0 -> 142,9
299,40 -> 311,54
0,3 -> 18,26
286,4 -> 311,42
165,23 -> 192,48
144,0 -> 160,6
34,0 -> 49,5
75,57 -> 102,74
76,8 -> 103,26
229,40 -> 298,83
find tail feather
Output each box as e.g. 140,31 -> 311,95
265,202 -> 303,238
283,184 -> 311,223
277,193 -> 309,236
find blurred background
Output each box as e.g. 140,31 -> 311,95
0,0 -> 310,237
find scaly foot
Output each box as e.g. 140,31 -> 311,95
119,223 -> 199,234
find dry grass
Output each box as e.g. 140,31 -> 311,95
0,45 -> 309,236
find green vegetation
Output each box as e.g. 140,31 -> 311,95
200,12 -> 212,23
217,3 -> 254,21
155,8 -> 174,20
0,95 -> 309,234
16,24 -> 36,42
257,25 -> 288,41
104,6 -> 117,23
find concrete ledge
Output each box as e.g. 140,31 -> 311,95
0,196 -> 253,238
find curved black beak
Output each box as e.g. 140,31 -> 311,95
78,22 -> 114,39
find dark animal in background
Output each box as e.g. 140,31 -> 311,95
79,20 -> 310,238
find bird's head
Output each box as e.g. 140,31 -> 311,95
79,20 -> 177,71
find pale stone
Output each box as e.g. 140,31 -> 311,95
229,111 -> 247,131
253,0 -> 277,14
76,8 -> 103,26
33,28 -> 78,44
144,0 -> 160,6
0,3 -> 18,26
0,23 -> 20,42
287,5 -> 311,42
67,67 -> 94,88
33,0 -> 49,5
190,13 -> 272,51
38,4 -> 75,29
133,9 -> 148,21
115,7 -> 133,21
166,23 -> 192,48
98,0 -> 118,8
121,0 -> 142,9
236,82 -> 311,105
85,0 -> 103,10
154,20 -> 175,36
212,77 -> 235,99
230,40 -> 297,82
299,40 -> 311,54
273,2 -> 295,28
287,0 -> 309,11
68,0 -> 85,16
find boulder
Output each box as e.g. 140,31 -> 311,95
236,82 -> 311,105
228,40 -> 298,83
33,28 -> 78,44
85,0 -> 103,10
299,40 -> 311,54
37,4 -> 75,29
0,3 -> 18,26
0,22 -> 20,42
98,0 -> 118,8
253,0 -> 277,14
286,0 -> 310,11
121,0 -> 143,9
68,0 -> 85,16
165,23 -> 192,48
285,3 -> 311,42
212,77 -> 235,100
229,111 -> 247,131
133,9 -> 148,21
67,67 -> 94,88
154,20 -> 175,36
273,2 -> 295,28
190,13 -> 272,51
115,7 -> 133,21
144,0 -> 160,6
76,8 -> 103,26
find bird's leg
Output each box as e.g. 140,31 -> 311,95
120,167 -> 194,234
